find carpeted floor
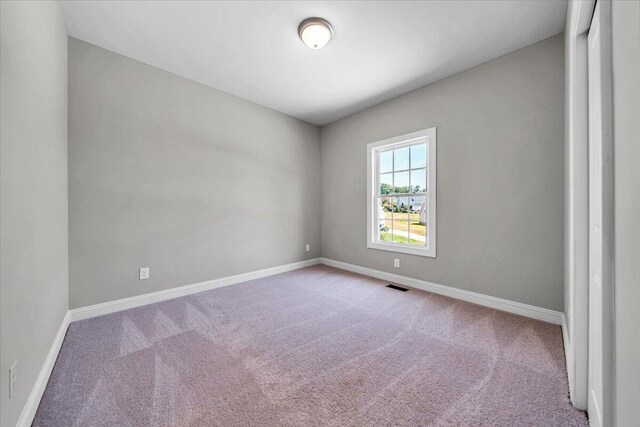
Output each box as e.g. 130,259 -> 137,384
35,265 -> 588,426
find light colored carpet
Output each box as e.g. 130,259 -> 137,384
35,265 -> 587,426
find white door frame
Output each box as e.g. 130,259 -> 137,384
587,1 -> 615,426
564,0 -> 595,410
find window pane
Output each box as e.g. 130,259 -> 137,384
393,196 -> 409,221
380,173 -> 393,195
379,197 -> 394,218
377,198 -> 393,242
410,143 -> 427,169
379,150 -> 393,174
409,196 -> 427,246
392,221 -> 409,244
410,169 -> 426,192
409,196 -> 425,217
394,146 -> 410,171
379,219 -> 393,242
393,171 -> 410,193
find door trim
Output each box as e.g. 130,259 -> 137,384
565,0 -> 596,410
587,1 -> 615,425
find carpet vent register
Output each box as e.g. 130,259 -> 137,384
386,284 -> 409,292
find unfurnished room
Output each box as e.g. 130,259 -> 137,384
1,1 -> 639,426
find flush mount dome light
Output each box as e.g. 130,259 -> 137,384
298,17 -> 333,49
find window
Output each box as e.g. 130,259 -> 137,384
367,128 -> 436,257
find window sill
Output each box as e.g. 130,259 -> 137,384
367,241 -> 436,258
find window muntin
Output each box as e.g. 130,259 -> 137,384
367,128 -> 436,257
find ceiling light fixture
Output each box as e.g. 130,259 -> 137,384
298,17 -> 333,49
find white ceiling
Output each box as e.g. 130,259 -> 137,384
61,1 -> 566,126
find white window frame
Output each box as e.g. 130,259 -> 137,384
366,127 -> 436,258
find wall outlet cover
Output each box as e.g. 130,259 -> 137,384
305,244 -> 310,252
139,267 -> 150,280
394,259 -> 400,268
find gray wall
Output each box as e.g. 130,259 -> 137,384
0,2 -> 69,426
612,1 -> 640,424
68,38 -> 321,309
320,34 -> 564,311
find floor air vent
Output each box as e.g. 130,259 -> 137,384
386,284 -> 409,292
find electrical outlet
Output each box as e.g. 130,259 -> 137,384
393,258 -> 400,268
305,244 -> 310,252
139,267 -> 150,280
9,361 -> 17,399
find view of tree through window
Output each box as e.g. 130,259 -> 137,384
376,142 -> 428,246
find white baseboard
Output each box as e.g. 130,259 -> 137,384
319,258 -> 563,325
70,258 -> 321,322
16,310 -> 71,427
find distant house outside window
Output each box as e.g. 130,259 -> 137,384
367,127 -> 436,257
